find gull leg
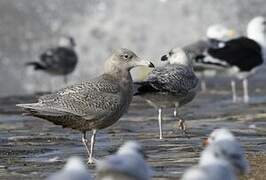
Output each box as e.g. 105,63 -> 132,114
63,75 -> 68,85
243,78 -> 249,103
158,108 -> 163,139
82,132 -> 90,158
231,80 -> 237,103
88,129 -> 97,164
201,79 -> 207,92
178,118 -> 187,135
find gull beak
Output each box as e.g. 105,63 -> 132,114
202,138 -> 209,147
227,29 -> 237,38
136,58 -> 155,68
161,55 -> 168,61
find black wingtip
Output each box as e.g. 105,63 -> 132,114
149,62 -> 155,68
161,55 -> 168,61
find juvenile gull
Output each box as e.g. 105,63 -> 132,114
96,141 -> 151,180
134,48 -> 200,139
17,48 -> 154,163
196,17 -> 265,103
47,156 -> 92,180
202,128 -> 249,175
26,36 -> 78,84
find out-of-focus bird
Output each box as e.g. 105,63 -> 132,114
26,36 -> 78,87
202,128 -> 249,175
195,17 -> 265,103
96,141 -> 151,180
17,48 -> 154,163
46,156 -> 92,180
134,48 -> 200,139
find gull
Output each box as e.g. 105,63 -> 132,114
195,17 -> 265,103
96,141 -> 151,180
26,36 -> 78,85
17,48 -> 154,163
202,128 -> 249,175
134,48 -> 200,139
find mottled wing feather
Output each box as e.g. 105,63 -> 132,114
146,64 -> 199,96
37,74 -> 121,120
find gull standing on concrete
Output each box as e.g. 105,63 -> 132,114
26,36 -> 78,86
96,141 -> 151,180
134,48 -> 200,139
202,128 -> 249,175
17,48 -> 154,163
47,156 -> 92,180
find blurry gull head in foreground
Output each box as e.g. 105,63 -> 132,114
202,128 -> 249,175
47,156 -> 92,180
96,141 -> 152,180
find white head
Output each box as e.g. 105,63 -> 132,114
58,36 -> 76,48
206,24 -> 237,41
47,156 -> 91,180
205,128 -> 236,145
200,140 -> 249,175
161,48 -> 193,67
63,156 -> 88,172
117,141 -> 147,158
247,16 -> 266,46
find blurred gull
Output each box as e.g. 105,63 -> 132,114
202,128 -> 249,175
17,48 -> 154,163
47,156 -> 92,180
195,17 -> 265,103
26,36 -> 78,86
96,141 -> 151,180
181,158 -> 235,180
134,48 -> 200,139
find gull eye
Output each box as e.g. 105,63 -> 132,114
124,54 -> 129,59
169,51 -> 173,56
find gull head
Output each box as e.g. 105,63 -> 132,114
203,128 -> 236,145
161,48 -> 192,67
200,140 -> 249,175
247,16 -> 266,45
206,24 -> 237,41
58,36 -> 76,48
105,48 -> 154,73
117,141 -> 147,159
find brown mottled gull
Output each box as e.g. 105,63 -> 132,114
17,48 -> 154,163
134,48 -> 200,139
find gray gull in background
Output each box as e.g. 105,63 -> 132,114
26,36 -> 78,86
195,16 -> 265,103
134,48 -> 200,139
202,128 -> 249,175
17,48 -> 154,163
47,156 -> 92,180
96,141 -> 151,180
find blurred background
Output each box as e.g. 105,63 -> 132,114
0,0 -> 266,96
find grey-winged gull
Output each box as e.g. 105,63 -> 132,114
134,48 -> 200,139
47,156 -> 92,180
26,36 -> 78,85
96,141 -> 151,180
195,17 -> 265,103
17,48 -> 154,163
181,142 -> 237,180
202,128 -> 249,175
